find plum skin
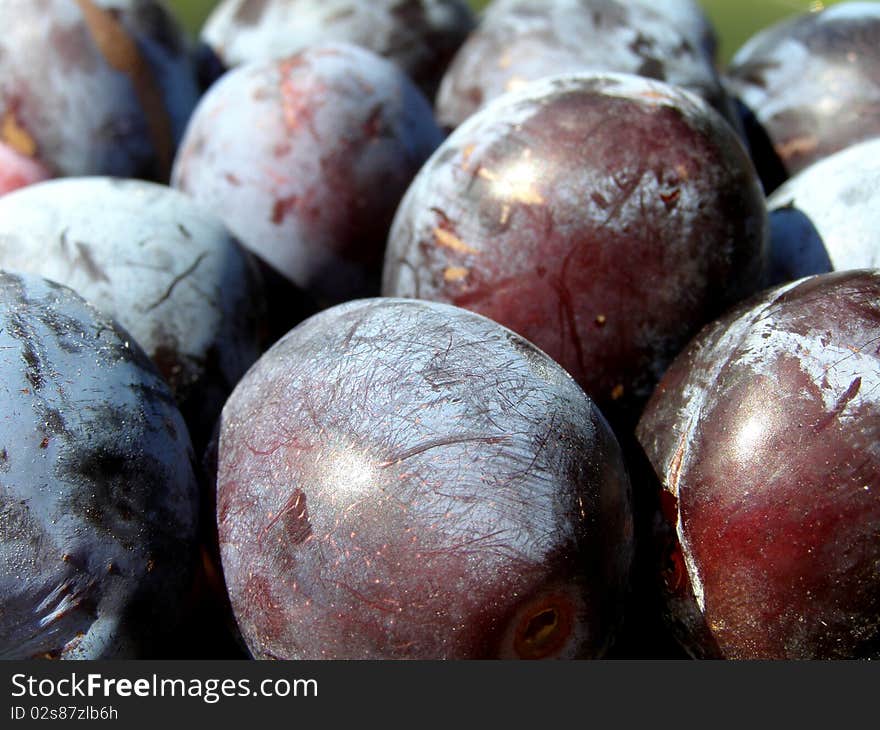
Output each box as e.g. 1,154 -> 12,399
765,138 -> 880,285
172,43 -> 444,306
435,0 -> 734,132
0,0 -> 200,180
199,0 -> 476,99
0,176 -> 267,456
725,2 -> 880,186
0,141 -> 50,195
636,270 -> 880,659
0,271 -> 199,659
384,73 -> 768,429
217,298 -> 634,659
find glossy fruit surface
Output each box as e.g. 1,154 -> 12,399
726,2 -> 880,185
0,177 -> 266,454
218,298 -> 634,659
637,270 -> 880,659
0,271 -> 199,659
436,0 -> 733,131
0,0 -> 200,180
172,43 -> 444,306
200,0 -> 475,98
384,73 -> 768,428
766,137 -> 880,284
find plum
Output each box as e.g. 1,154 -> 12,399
217,298 -> 634,659
636,270 -> 880,659
172,43 -> 444,306
629,0 -> 718,62
0,0 -> 200,180
435,0 -> 735,132
384,73 -> 768,430
726,2 -> 880,188
0,177 -> 267,455
0,141 -> 51,196
766,138 -> 880,285
199,0 -> 475,99
0,270 -> 199,659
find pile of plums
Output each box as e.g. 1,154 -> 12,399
0,0 -> 877,661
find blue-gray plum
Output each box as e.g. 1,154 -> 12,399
199,0 -> 475,99
172,43 -> 444,306
629,0 -> 718,62
766,138 -> 880,284
0,0 -> 200,180
0,177 -> 266,455
637,270 -> 880,659
726,2 -> 880,190
384,73 -> 768,430
0,271 -> 199,659
217,298 -> 634,659
435,0 -> 734,132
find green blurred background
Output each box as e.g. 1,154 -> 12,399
167,0 -> 849,66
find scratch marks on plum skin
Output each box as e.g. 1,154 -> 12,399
378,434 -> 509,468
814,376 -> 862,433
552,244 -> 587,380
244,433 -> 314,457
144,252 -> 208,312
335,582 -> 400,614
262,488 -> 312,545
59,230 -> 111,283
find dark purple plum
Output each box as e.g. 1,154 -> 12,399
0,0 -> 200,180
726,2 -> 880,188
0,271 -> 199,659
191,40 -> 229,95
0,140 -> 50,196
200,0 -> 475,99
172,43 -> 444,306
435,0 -> 734,132
384,73 -> 768,429
766,137 -> 880,285
0,177 -> 267,455
637,270 -> 880,659
218,298 -> 634,659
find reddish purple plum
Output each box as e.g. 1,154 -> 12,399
217,298 -> 634,659
435,0 -> 733,132
637,270 -> 880,659
172,43 -> 444,306
384,73 -> 768,429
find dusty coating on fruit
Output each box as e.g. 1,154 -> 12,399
172,43 -> 443,305
0,0 -> 199,178
217,298 -> 634,659
727,2 -> 880,178
200,0 -> 475,98
384,72 -> 767,428
435,0 -> 733,131
0,271 -> 199,659
627,0 -> 717,61
637,271 -> 880,659
0,177 -> 266,452
767,138 -> 880,284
